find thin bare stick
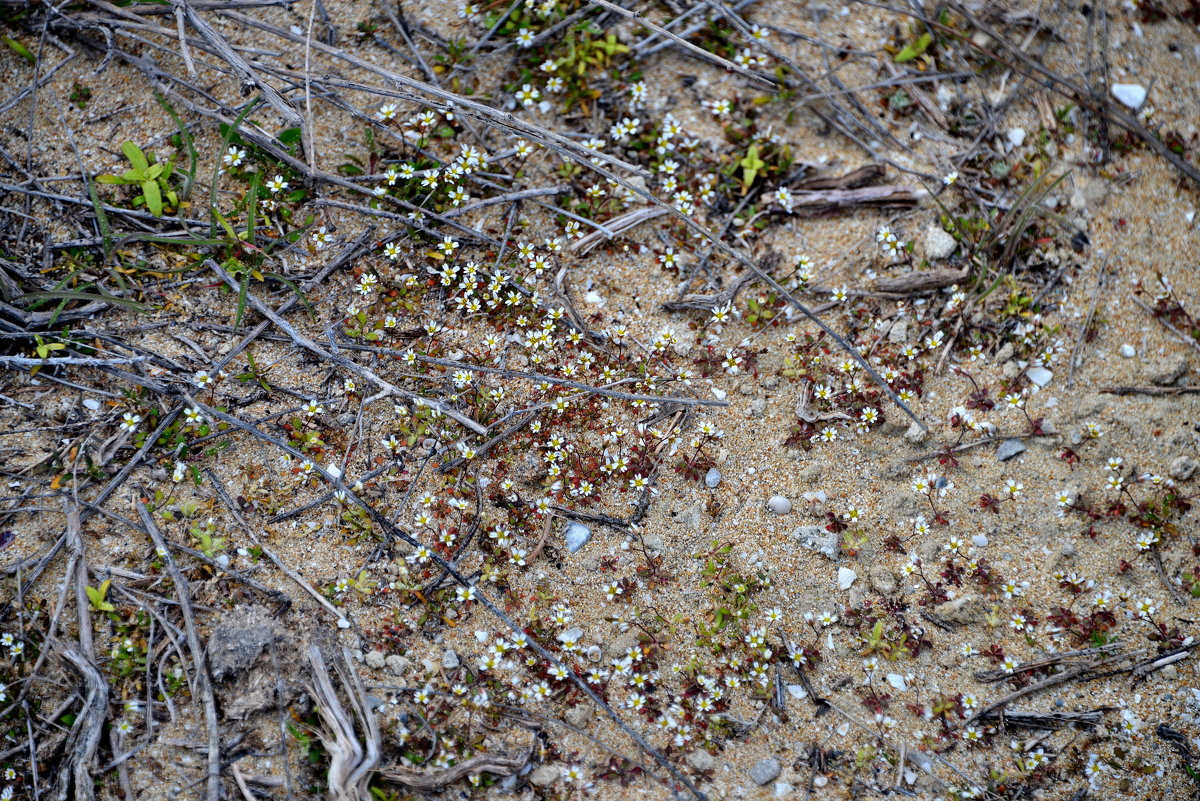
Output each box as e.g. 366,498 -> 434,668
589,0 -> 774,88
205,468 -> 353,628
208,260 -> 488,434
961,649 -> 1138,730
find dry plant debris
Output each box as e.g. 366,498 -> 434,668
1,1 -> 1199,800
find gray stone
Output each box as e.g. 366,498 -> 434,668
972,534 -> 989,548
888,319 -> 909,344
365,650 -> 386,669
934,595 -> 986,625
995,438 -> 1027,462
794,525 -> 839,560
749,757 -> 781,786
994,342 -> 1015,365
687,749 -> 715,772
705,467 -> 722,488
1169,456 -> 1197,481
749,398 -> 767,418
565,522 -> 592,554
924,224 -> 958,260
767,495 -> 792,515
1147,353 -> 1189,386
384,655 -> 410,676
528,764 -> 559,787
869,566 -> 898,595
442,649 -> 460,670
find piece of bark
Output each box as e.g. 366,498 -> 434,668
786,184 -> 925,214
379,748 -> 531,790
873,268 -> 969,294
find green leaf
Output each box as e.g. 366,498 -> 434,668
278,127 -> 302,145
895,32 -> 932,63
141,178 -> 163,217
121,141 -> 149,172
738,143 -> 765,190
86,580 -> 116,612
3,36 -> 35,65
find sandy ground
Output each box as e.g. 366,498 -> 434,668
2,1 -> 1200,800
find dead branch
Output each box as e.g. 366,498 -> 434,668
379,747 -> 532,790
960,648 -> 1139,730
973,645 -> 1121,682
136,502 -> 222,801
977,708 -> 1108,730
205,468 -> 353,628
52,640 -> 109,801
569,206 -> 669,254
873,268 -> 969,294
783,183 -> 925,214
1099,386 -> 1200,396
306,644 -> 380,801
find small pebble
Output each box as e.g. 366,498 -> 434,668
1119,343 -> 1136,358
565,522 -> 592,554
704,467 -> 722,489
1007,127 -> 1026,147
1111,83 -> 1147,110
1026,366 -> 1053,387
995,438 -> 1027,462
837,567 -> 857,590
972,534 -> 989,547
749,757 -> 781,786
767,495 -> 792,515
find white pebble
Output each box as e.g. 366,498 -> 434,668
1026,366 -> 1053,387
886,673 -> 908,692
1111,83 -> 1147,110
767,495 -> 792,515
837,567 -> 857,590
1120,344 -> 1137,358
1007,127 -> 1026,148
972,534 -> 989,547
565,523 -> 592,554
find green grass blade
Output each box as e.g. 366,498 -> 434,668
156,92 -> 198,201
